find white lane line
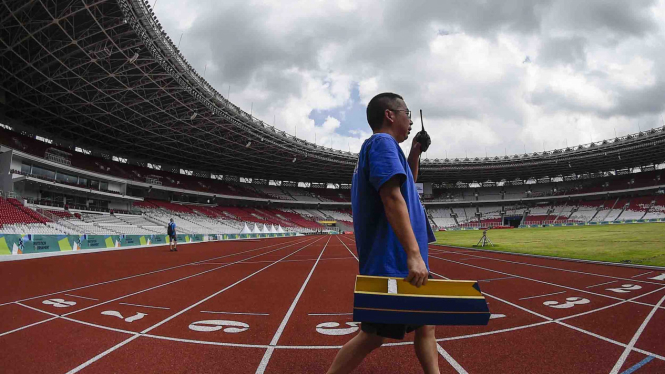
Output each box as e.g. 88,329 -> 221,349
255,237 -> 331,374
60,316 -> 138,335
437,344 -> 469,374
429,245 -> 665,287
64,294 -> 99,301
431,265 -> 665,364
631,271 -> 653,279
196,257 -> 356,265
479,276 -> 516,282
337,236 -> 358,261
65,237 -> 323,374
609,293 -> 665,374
145,333 -> 271,349
586,280 -> 617,289
15,301 -> 137,335
1,238 -> 318,340
519,291 -> 567,301
118,302 -> 170,310
0,237 -> 306,308
67,335 -> 141,374
0,316 -> 58,338
429,255 -> 665,311
15,302 -> 60,317
440,322 -> 552,342
559,285 -> 665,322
201,311 -> 269,316
61,238 -> 317,318
308,313 -> 352,316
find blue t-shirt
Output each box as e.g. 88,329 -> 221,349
168,222 -> 176,235
352,133 -> 436,277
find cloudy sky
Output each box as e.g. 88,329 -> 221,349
153,0 -> 665,159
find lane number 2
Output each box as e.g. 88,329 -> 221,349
101,310 -> 147,322
606,284 -> 642,293
543,297 -> 590,309
649,273 -> 665,281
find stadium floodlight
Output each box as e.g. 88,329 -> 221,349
246,141 -> 251,148
129,52 -> 139,64
190,112 -> 197,120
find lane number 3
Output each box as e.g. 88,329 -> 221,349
543,297 -> 590,309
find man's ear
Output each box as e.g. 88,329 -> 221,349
385,109 -> 394,124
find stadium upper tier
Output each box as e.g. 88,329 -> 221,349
2,1 -> 665,185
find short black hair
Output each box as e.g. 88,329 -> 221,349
366,92 -> 404,131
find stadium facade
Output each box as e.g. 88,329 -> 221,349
1,0 -> 664,243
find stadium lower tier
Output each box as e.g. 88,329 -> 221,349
429,194 -> 665,228
0,197 -> 351,236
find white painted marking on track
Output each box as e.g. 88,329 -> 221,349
64,294 -> 99,301
201,311 -> 269,316
428,255 -> 665,311
478,276 -> 516,282
118,302 -> 170,310
489,314 -> 506,319
64,237 -> 323,374
59,238 -> 316,319
0,316 -> 58,338
586,280 -> 617,288
67,335 -> 141,374
429,245 -> 665,287
308,313 -> 353,316
609,294 -> 665,374
189,320 -> 249,333
0,237 -> 308,308
519,291 -> 566,300
431,262 -> 665,365
255,237 -> 331,374
337,236 -> 358,261
606,284 -> 642,293
631,271 -> 653,278
543,297 -> 590,309
649,273 -> 665,281
42,298 -> 77,308
437,344 -> 469,374
101,310 -> 147,322
316,322 -> 360,336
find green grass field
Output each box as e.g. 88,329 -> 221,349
434,223 -> 665,267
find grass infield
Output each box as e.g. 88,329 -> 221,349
434,223 -> 665,267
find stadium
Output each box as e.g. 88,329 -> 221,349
1,1 -> 664,373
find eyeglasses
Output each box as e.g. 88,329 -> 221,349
389,108 -> 411,119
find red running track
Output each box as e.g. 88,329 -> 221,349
1,235 -> 664,373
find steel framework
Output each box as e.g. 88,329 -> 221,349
1,0 -> 664,184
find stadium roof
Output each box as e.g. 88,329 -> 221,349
1,0 -> 664,185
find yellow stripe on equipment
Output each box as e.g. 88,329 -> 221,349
353,275 -> 490,326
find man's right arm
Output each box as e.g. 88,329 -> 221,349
379,176 -> 429,287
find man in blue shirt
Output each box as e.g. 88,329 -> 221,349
327,93 -> 438,374
167,218 -> 177,252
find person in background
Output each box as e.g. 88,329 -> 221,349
167,218 -> 177,252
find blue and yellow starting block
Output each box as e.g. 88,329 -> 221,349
353,275 -> 490,325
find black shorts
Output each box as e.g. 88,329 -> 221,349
360,322 -> 422,340
169,234 -> 177,242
